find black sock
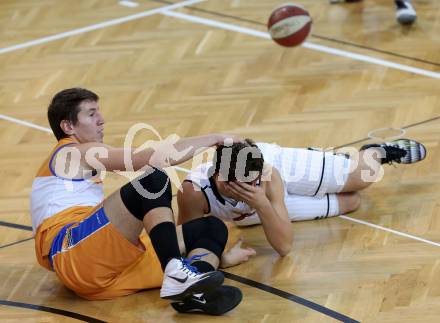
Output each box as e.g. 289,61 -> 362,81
149,222 -> 181,271
191,260 -> 215,273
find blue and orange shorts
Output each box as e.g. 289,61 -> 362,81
37,206 -> 163,300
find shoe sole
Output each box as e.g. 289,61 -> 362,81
397,14 -> 416,24
171,285 -> 243,315
394,139 -> 426,164
161,271 -> 224,301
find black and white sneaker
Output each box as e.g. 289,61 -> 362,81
395,0 -> 417,25
171,285 -> 243,315
160,258 -> 224,301
360,138 -> 426,165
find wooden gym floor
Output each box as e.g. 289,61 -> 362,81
0,0 -> 439,322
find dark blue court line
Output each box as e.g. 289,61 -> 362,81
0,300 -> 106,322
0,221 -> 32,231
222,271 -> 359,323
0,235 -> 358,322
0,237 -> 33,249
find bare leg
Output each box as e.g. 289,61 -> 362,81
187,248 -> 220,269
103,189 -> 144,245
100,169 -> 224,302
336,192 -> 361,214
341,150 -> 382,192
143,207 -> 175,234
104,184 -> 222,271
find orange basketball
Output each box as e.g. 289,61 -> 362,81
267,4 -> 312,47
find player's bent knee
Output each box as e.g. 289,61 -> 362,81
120,168 -> 172,221
338,192 -> 361,214
206,216 -> 228,247
350,192 -> 361,211
182,216 -> 228,259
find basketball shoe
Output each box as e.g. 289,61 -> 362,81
360,138 -> 426,165
395,0 -> 416,25
171,285 -> 243,315
160,258 -> 224,301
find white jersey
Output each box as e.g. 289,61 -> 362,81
185,142 -> 350,226
30,138 -> 104,233
185,162 -> 257,223
184,142 -> 281,223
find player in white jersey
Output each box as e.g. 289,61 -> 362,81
178,138 -> 426,259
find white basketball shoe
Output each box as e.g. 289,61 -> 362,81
395,0 -> 417,25
160,258 -> 224,301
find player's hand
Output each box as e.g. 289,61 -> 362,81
225,180 -> 269,210
220,238 -> 256,268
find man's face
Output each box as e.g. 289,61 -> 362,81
70,100 -> 105,143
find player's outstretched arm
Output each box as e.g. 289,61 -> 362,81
72,133 -> 241,172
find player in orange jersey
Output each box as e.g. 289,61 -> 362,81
31,88 -> 241,315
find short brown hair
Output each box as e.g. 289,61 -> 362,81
213,138 -> 264,182
47,88 -> 99,140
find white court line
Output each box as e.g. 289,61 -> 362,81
0,2 -> 437,248
173,165 -> 191,173
119,0 -> 139,8
0,114 -> 52,133
161,10 -> 440,80
340,215 -> 440,247
172,164 -> 440,248
0,0 -> 206,55
2,111 -> 439,249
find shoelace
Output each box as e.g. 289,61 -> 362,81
180,253 -> 210,276
381,143 -> 406,165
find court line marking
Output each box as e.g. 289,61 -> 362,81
161,10 -> 440,80
0,0 -> 206,55
222,271 -> 359,323
158,165 -> 440,248
1,0 -> 439,250
152,0 -> 440,68
0,300 -> 105,323
0,0 -> 437,80
0,114 -> 53,133
0,221 -> 32,232
0,237 -> 33,249
339,215 -> 440,247
119,0 -> 139,8
0,4 -> 435,318
0,116 -> 435,322
2,113 -> 440,249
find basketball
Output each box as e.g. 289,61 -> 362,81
267,4 -> 312,47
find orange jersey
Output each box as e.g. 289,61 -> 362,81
31,138 -> 162,300
31,138 -> 104,233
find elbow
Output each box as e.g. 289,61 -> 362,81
276,244 -> 292,257
275,231 -> 293,256
274,238 -> 293,256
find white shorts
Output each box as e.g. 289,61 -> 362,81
257,143 -> 352,198
234,193 -> 340,227
233,144 -> 352,227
